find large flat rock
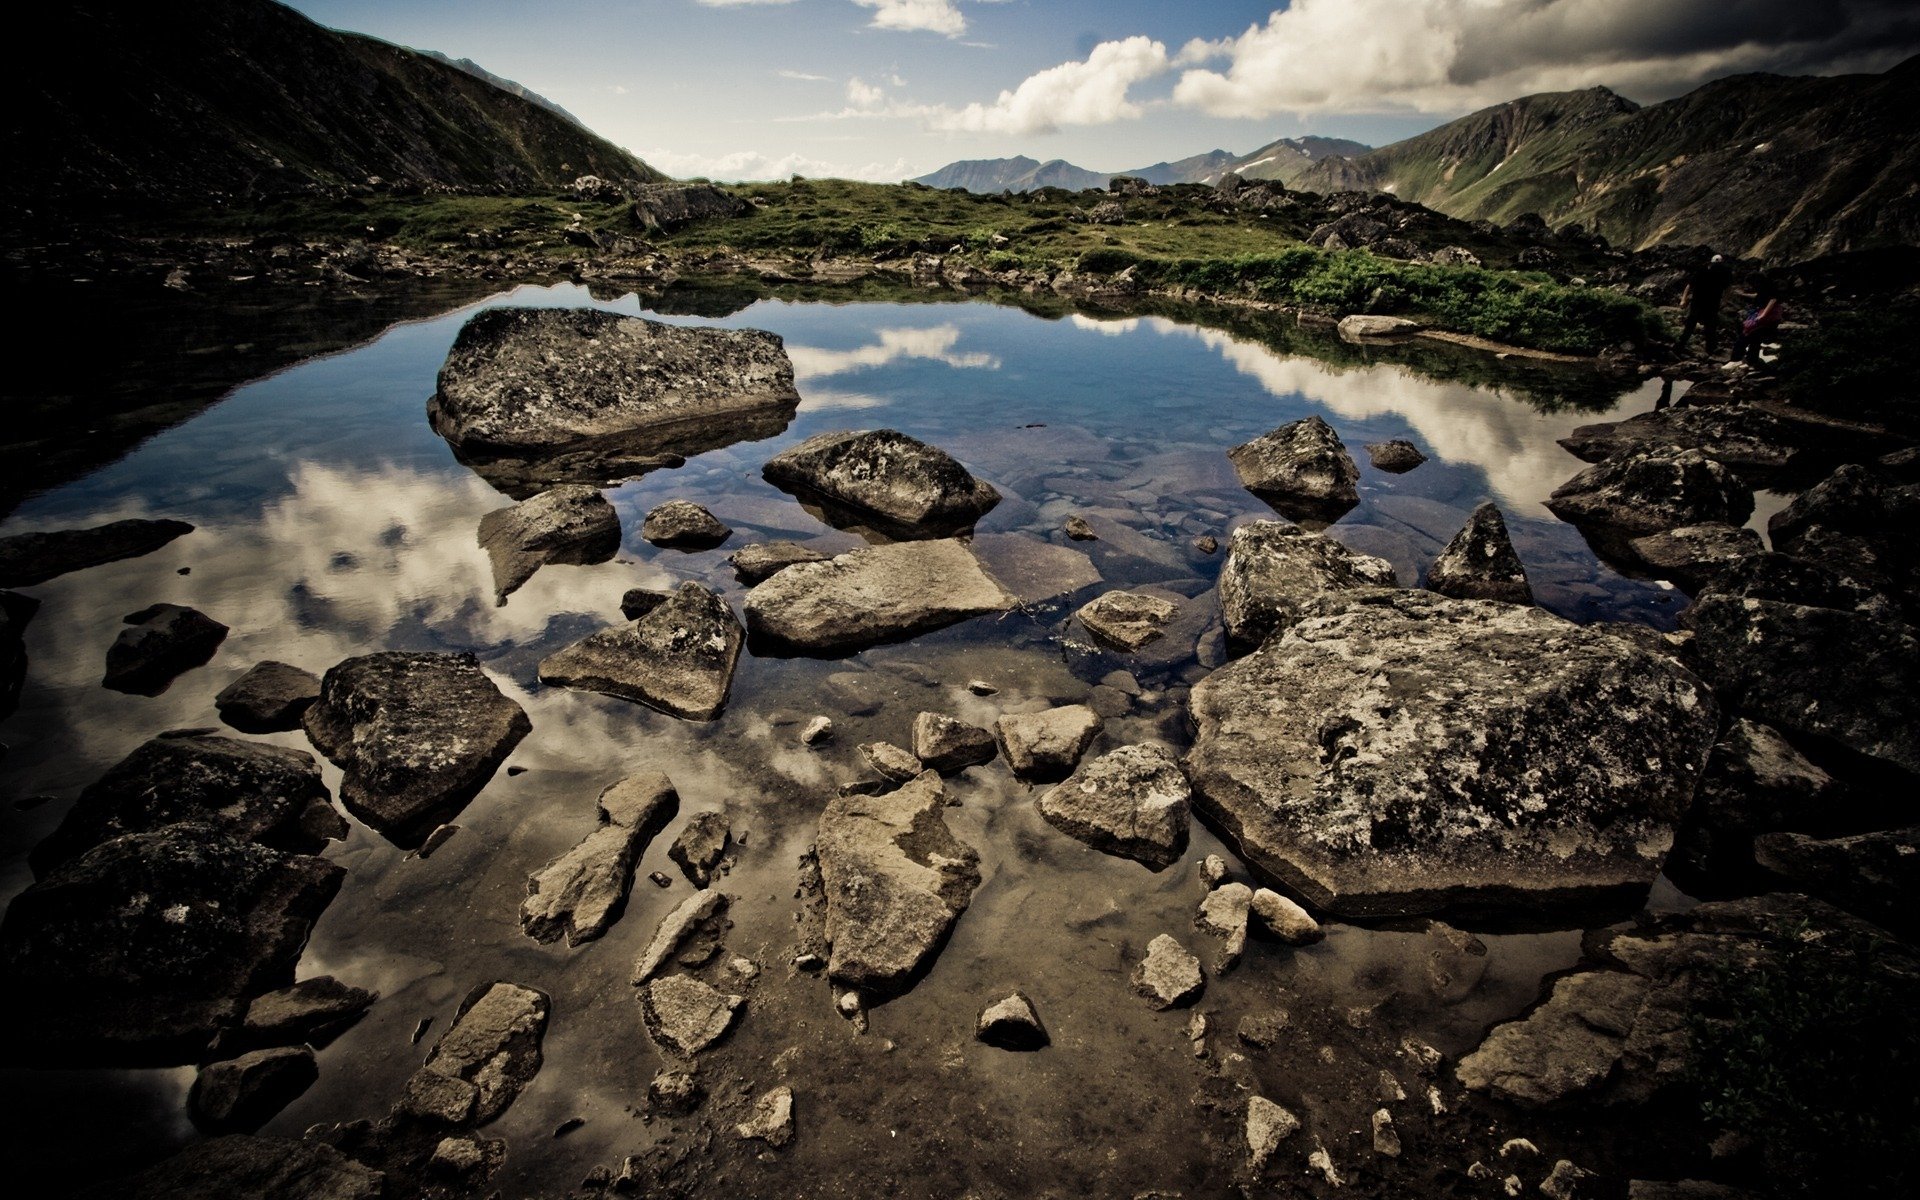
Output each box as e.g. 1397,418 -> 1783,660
521,773 -> 679,946
1186,590 -> 1719,918
763,429 -> 1000,537
410,982 -> 550,1125
0,518 -> 193,587
743,538 -> 1016,654
539,582 -> 743,720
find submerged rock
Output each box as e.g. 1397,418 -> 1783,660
31,731 -> 339,876
410,982 -> 550,1124
477,485 -> 620,601
995,704 -> 1103,783
1626,524 -> 1764,592
743,539 -> 1016,654
1187,590 -> 1718,918
521,772 -> 679,946
104,603 -> 228,694
730,540 -> 828,585
1366,440 -> 1427,473
976,992 -> 1049,1050
1035,743 -> 1191,869
1227,416 -> 1360,522
632,890 -> 731,984
539,582 -> 744,720
816,772 -> 981,993
190,1047 -> 318,1132
0,518 -> 193,587
0,825 -> 343,1063
642,500 -> 732,549
641,975 -> 743,1056
1218,520 -> 1397,647
762,429 -> 1000,536
669,811 -> 732,887
1131,934 -> 1205,1009
1076,589 -> 1179,651
215,661 -> 323,734
1426,501 -> 1532,604
1546,446 -> 1753,539
911,712 -> 997,774
241,977 -> 377,1047
81,1135 -> 383,1200
303,652 -> 530,844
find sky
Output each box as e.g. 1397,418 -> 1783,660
278,0 -> 1920,181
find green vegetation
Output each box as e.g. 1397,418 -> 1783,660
1686,922 -> 1920,1199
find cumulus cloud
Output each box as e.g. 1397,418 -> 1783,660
930,36 -> 1170,135
788,325 -> 1001,379
854,0 -> 967,36
636,146 -> 913,182
777,69 -> 832,82
1173,0 -> 1920,116
846,77 -> 887,108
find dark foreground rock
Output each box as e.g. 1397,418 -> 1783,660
743,538 -> 1016,653
1559,405 -> 1806,480
762,429 -> 1001,537
0,517 -> 193,587
539,582 -> 743,720
191,1046 -> 319,1132
1546,447 -> 1753,540
1426,501 -> 1532,604
1,588 -> 35,719
911,712 -> 997,774
30,731 -> 340,876
1626,524 -> 1764,592
104,603 -> 228,694
521,772 -> 679,946
1227,416 -> 1360,523
632,182 -> 751,232
80,1135 -> 383,1200
1036,743 -> 1191,869
0,824 -> 343,1063
816,771 -> 981,993
1754,826 -> 1920,938
241,977 -> 377,1048
303,652 -> 530,844
215,661 -> 323,733
405,982 -> 550,1125
1187,590 -> 1718,918
477,485 -> 620,600
1669,718 -> 1847,893
642,500 -> 732,549
1218,520 -> 1397,647
670,810 -> 732,887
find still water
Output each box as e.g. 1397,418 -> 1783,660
1,282 -> 1691,1194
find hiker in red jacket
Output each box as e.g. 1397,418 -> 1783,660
1731,274 -> 1784,366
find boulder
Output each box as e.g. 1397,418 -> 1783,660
640,975 -> 742,1056
1337,315 -> 1424,340
428,308 -> 797,492
0,825 -> 343,1063
995,704 -> 1103,783
816,772 -> 981,993
104,603 -> 228,694
911,712 -> 997,774
0,518 -> 193,587
642,500 -> 732,549
1426,501 -> 1532,604
1131,934 -> 1204,1009
669,811 -> 731,887
743,539 -> 1016,654
1035,743 -> 1191,869
79,1135 -> 382,1200
1668,718 -> 1846,891
1546,447 -> 1753,539
190,1047 -> 318,1132
30,731 -> 339,876
1227,416 -> 1360,521
241,977 -> 377,1047
1076,590 -> 1179,651
1108,175 -> 1157,196
216,661 -> 323,733
1559,406 -> 1804,480
762,429 -> 1000,536
1197,882 -> 1253,968
1365,440 -> 1427,473
648,1069 -> 705,1116
1187,591 -> 1718,917
976,992 -> 1049,1050
1626,524 -> 1764,592
477,485 -> 620,600
1218,520 -> 1397,647
1754,826 -> 1920,938
538,582 -> 743,720
729,540 -> 828,585
303,652 -> 530,844
410,982 -> 550,1124
521,772 -> 679,946
631,889 -> 731,984
632,183 -> 750,232
735,1086 -> 795,1147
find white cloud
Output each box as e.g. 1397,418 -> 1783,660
929,36 -> 1170,135
1173,0 -> 1920,117
788,325 -> 1001,379
854,0 -> 966,36
698,0 -> 798,7
777,69 -> 833,82
846,77 -> 887,108
636,146 -> 914,182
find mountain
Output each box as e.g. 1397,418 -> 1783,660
912,156 -> 1111,193
1128,150 -> 1238,186
416,51 -> 585,129
1292,59 -> 1920,261
1220,136 -> 1375,187
5,0 -> 663,212
912,136 -> 1376,194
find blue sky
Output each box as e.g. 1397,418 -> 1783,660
280,0 -> 1920,181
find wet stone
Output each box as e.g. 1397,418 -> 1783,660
1425,920 -> 1490,1000
669,811 -> 732,887
1065,515 -> 1098,541
736,1086 -> 795,1147
190,1046 -> 318,1132
86,1135 -> 383,1200
859,741 -> 923,783
743,538 -> 1017,654
632,890 -> 731,984
995,704 -> 1104,783
303,651 -> 530,844
1546,446 -> 1753,539
242,977 -> 377,1048
620,587 -> 673,621
215,661 -> 323,734
976,992 -> 1050,1050
1250,888 -> 1323,944
0,517 -> 194,587
1227,415 -> 1360,522
911,712 -> 997,774
1197,882 -> 1253,970
1627,523 -> 1764,592
801,716 -> 835,746
730,540 -> 828,585
1753,825 -> 1920,938
1036,743 -> 1191,869
1219,520 -> 1397,647
1670,718 -> 1844,890
641,975 -> 743,1056
103,603 -> 228,695
521,772 -> 680,946
1131,934 -> 1205,1009
1427,501 -> 1532,605
1246,1096 -> 1301,1172
1077,590 -> 1180,651
412,982 -> 551,1125
1366,440 -> 1428,473
540,581 -> 744,720
648,1069 -> 705,1116
762,428 -> 1000,537
642,499 -> 732,549
477,485 -> 620,601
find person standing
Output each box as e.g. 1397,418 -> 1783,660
1732,274 -> 1785,367
1677,253 -> 1732,356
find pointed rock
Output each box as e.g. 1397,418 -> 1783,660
1228,416 -> 1360,522
911,712 -> 997,774
1219,520 -> 1396,647
995,704 -> 1103,783
640,975 -> 742,1056
632,890 -> 732,984
1427,501 -> 1532,604
669,811 -> 731,886
1246,1095 -> 1301,1171
477,485 -> 620,601
521,773 -> 679,945
539,581 -> 743,720
1035,743 -> 1191,868
976,992 -> 1049,1050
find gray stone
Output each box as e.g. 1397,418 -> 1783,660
648,1069 -> 705,1115
412,982 -> 550,1124
1457,969 -> 1650,1106
640,975 -> 742,1056
632,182 -> 750,231
911,712 -> 997,774
632,889 -> 731,984
539,581 -> 743,720
762,429 -> 1000,536
816,772 -> 981,992
104,603 -> 227,694
735,1086 -> 795,1147
1250,888 -> 1322,944
1627,523 -> 1765,592
242,977 -> 377,1047
743,539 -> 1016,653
477,485 -> 620,600
669,811 -> 732,887
1754,826 -> 1920,938
1338,314 -> 1424,340
1246,1096 -> 1301,1171
0,518 -> 194,587
1227,416 -> 1360,520
1427,502 -> 1532,605
859,741 -> 923,783
1197,882 -> 1253,969
521,772 -> 679,945
1670,718 -> 1843,889
1365,440 -> 1427,473
642,500 -> 732,549
1077,590 -> 1179,651
1035,743 -> 1190,868
304,652 -> 530,843
976,992 -> 1049,1050
1547,446 -> 1753,538
1560,405 -> 1808,478
190,1047 -> 318,1132
730,540 -> 828,584
1218,520 -> 1397,647
995,704 -> 1103,783
1132,934 -> 1204,1009
215,662 -> 323,734
1187,590 -> 1718,917
1425,920 -> 1490,1001
82,1135 -> 382,1200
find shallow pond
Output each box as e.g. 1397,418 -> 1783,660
1,282 -> 1709,1195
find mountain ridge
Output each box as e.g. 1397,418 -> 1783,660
910,135 -> 1375,193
